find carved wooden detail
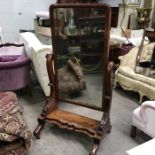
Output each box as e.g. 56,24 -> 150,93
34,3 -> 113,155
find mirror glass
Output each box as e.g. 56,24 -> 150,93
51,5 -> 109,109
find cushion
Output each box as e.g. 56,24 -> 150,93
58,59 -> 86,95
0,91 -> 31,155
139,43 -> 155,63
0,55 -> 21,62
0,92 -> 19,114
0,55 -> 31,69
120,43 -> 135,55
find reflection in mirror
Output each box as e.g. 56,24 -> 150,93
34,5 -> 112,154
51,6 -> 107,109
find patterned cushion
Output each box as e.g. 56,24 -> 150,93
0,91 -> 20,114
58,59 -> 86,95
0,91 -> 31,155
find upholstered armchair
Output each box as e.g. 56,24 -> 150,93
115,42 -> 155,103
0,43 -> 31,91
131,101 -> 155,138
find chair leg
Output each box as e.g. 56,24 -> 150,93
130,125 -> 137,137
25,85 -> 32,96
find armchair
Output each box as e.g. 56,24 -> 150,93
131,101 -> 155,138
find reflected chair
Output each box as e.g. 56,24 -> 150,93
131,101 -> 155,138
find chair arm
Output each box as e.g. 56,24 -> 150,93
32,45 -> 52,54
20,32 -> 52,58
141,101 -> 155,112
31,46 -> 52,97
140,101 -> 155,125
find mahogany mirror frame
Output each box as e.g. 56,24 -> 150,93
51,3 -> 112,111
34,3 -> 113,155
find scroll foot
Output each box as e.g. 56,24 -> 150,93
89,139 -> 100,155
33,117 -> 45,139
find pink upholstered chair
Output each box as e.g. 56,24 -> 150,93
0,43 -> 31,91
131,101 -> 155,138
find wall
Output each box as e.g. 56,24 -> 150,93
0,0 -> 56,42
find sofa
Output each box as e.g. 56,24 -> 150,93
20,32 -> 52,97
131,100 -> 155,138
115,42 -> 155,103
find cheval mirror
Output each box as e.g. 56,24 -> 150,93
34,3 -> 113,155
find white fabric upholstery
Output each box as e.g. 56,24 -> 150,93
20,32 -> 52,97
110,28 -> 149,46
115,42 -> 155,102
35,11 -> 49,19
132,101 -> 155,138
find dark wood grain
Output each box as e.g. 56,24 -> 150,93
34,3 -> 112,155
46,108 -> 102,139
